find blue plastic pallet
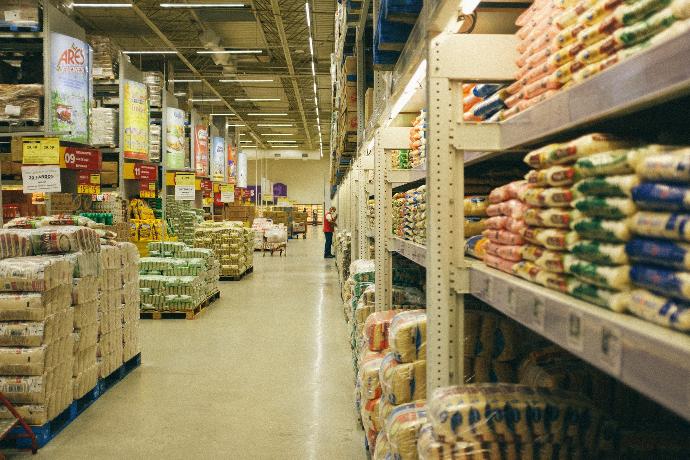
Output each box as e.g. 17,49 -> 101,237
5,353 -> 142,450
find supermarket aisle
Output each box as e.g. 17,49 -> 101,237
25,233 -> 365,460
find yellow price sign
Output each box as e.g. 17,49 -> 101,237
176,173 -> 195,186
22,137 -> 60,165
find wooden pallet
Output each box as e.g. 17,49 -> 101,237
139,290 -> 220,320
4,353 -> 141,450
219,266 -> 253,282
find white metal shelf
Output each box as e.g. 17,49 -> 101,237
501,29 -> 690,149
387,168 -> 426,184
389,237 -> 426,267
466,259 -> 690,422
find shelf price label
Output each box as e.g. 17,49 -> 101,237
175,173 -> 195,201
140,181 -> 156,198
22,137 -> 60,165
598,325 -> 623,376
21,166 -> 61,193
60,147 -> 102,170
220,184 -> 234,203
77,172 -> 100,195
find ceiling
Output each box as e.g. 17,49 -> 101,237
51,0 -> 335,152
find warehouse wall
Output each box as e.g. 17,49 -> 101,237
247,156 -> 330,205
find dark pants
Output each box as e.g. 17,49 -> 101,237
324,231 -> 333,257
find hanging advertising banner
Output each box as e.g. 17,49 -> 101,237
175,172 -> 195,201
59,146 -> 101,170
123,80 -> 149,160
22,137 -> 60,165
227,144 -> 236,184
77,172 -> 100,195
220,184 -> 234,203
237,151 -> 247,188
194,124 -> 208,177
210,136 -> 225,182
22,166 -> 61,193
166,107 -> 186,169
49,33 -> 90,144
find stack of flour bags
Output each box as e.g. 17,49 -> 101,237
625,146 -> 690,331
482,181 -> 528,274
417,383 -> 613,459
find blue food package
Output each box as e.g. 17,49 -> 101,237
632,182 -> 690,211
626,238 -> 690,269
629,264 -> 690,301
472,83 -> 503,99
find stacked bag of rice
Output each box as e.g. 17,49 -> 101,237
625,146 -> 690,330
418,383 -> 614,458
462,84 -> 507,122
482,181 -> 528,274
409,110 -> 427,168
501,0 -> 690,120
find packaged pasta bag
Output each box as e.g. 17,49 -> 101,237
524,133 -> 634,169
628,288 -> 690,330
386,402 -> 428,460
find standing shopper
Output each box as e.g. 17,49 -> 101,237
324,206 -> 337,258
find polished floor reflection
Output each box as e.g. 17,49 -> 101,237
19,230 -> 364,460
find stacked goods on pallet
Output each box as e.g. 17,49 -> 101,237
193,222 -> 253,278
390,149 -> 411,170
165,197 -> 201,245
97,245 -> 123,378
90,108 -> 118,147
118,242 -> 140,362
625,146 -> 690,330
502,0 -> 690,120
0,84 -> 43,123
149,123 -> 161,162
482,181 -> 528,273
462,84 -> 507,122
143,71 -> 163,108
418,384 -> 613,458
409,110 -> 427,168
140,241 -> 219,312
69,252 -> 100,400
88,35 -> 119,80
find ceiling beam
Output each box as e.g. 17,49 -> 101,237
129,3 -> 267,148
268,0 -> 313,150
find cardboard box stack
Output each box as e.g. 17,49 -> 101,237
194,222 -> 253,278
97,245 -> 123,378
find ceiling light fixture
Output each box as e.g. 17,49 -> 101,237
234,98 -> 280,102
71,2 -> 132,7
123,50 -> 177,54
247,113 -> 288,116
196,50 -> 262,54
219,79 -> 274,83
160,2 -> 245,7
257,123 -> 293,127
169,79 -> 202,83
188,98 -> 222,102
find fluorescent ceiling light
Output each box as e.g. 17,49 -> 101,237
234,98 -> 280,102
248,113 -> 288,116
261,133 -> 293,136
71,2 -> 132,6
197,50 -> 262,54
267,140 -> 297,143
169,79 -> 201,83
461,0 -> 481,14
160,3 -> 244,7
258,123 -> 293,127
226,124 -> 245,127
123,50 -> 177,54
188,98 -> 222,102
219,79 -> 273,83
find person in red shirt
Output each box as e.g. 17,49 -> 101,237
324,206 -> 337,258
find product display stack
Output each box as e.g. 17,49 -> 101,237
193,222 -> 253,278
97,245 -> 124,378
119,242 -> 141,362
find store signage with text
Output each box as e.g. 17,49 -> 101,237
22,138 -> 60,165
77,172 -> 101,195
60,146 -> 102,170
21,166 -> 61,193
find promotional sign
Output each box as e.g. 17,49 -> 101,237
50,33 -> 90,144
165,108 -> 186,169
175,172 -> 195,200
227,144 -> 236,184
77,172 -> 100,195
123,80 -> 149,160
194,125 -> 208,177
140,181 -> 156,199
210,136 -> 225,182
237,151 -> 247,188
60,146 -> 101,170
124,163 -> 158,181
22,166 -> 61,193
22,137 -> 60,165
220,184 -> 234,203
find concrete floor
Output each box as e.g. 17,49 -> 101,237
14,230 -> 364,460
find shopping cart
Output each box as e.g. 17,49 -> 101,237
263,225 -> 288,256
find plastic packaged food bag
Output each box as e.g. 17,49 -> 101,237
386,402 -> 428,460
380,353 -> 426,405
571,217 -> 632,242
389,310 -> 426,363
628,288 -> 690,330
572,197 -> 637,218
626,237 -> 690,269
630,264 -> 690,301
524,133 -> 633,169
630,211 -> 690,241
563,254 -> 631,290
632,182 -> 690,211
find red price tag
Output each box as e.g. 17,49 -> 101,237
60,147 -> 102,170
